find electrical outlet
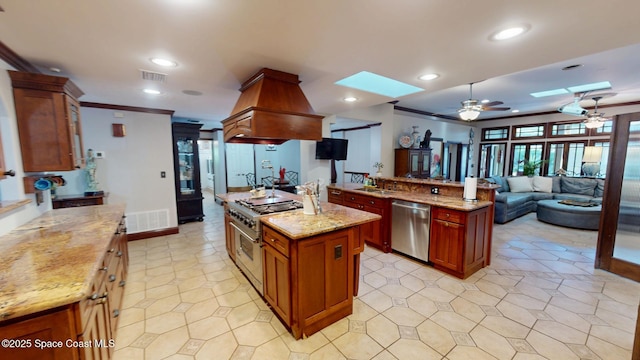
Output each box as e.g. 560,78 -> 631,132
431,187 -> 439,194
94,150 -> 105,159
161,171 -> 166,178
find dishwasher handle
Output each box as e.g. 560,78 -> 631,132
392,201 -> 430,211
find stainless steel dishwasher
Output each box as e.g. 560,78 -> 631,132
391,200 -> 431,262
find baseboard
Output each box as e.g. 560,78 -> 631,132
127,227 -> 179,241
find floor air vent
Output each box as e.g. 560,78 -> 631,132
140,69 -> 167,82
126,209 -> 170,233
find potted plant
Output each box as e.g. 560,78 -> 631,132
373,162 -> 384,177
521,159 -> 547,176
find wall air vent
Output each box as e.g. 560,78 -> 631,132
140,69 -> 167,82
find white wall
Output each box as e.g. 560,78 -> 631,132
55,107 -> 178,230
0,69 -> 52,237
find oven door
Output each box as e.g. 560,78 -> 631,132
230,221 -> 264,295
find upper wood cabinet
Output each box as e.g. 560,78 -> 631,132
9,71 -> 85,172
395,148 -> 431,178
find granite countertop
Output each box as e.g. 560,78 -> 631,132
216,190 -> 380,239
0,204 -> 126,322
261,202 -> 381,239
328,183 -> 493,211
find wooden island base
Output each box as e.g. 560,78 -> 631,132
263,224 -> 359,339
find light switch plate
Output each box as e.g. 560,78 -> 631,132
94,150 -> 106,159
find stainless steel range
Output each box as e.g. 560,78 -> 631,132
226,197 -> 303,295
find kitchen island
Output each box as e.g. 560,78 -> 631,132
217,190 -> 380,339
328,178 -> 497,279
0,204 -> 128,360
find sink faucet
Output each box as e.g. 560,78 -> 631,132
261,160 -> 275,198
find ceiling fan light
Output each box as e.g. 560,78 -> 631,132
459,109 -> 480,121
584,119 -> 604,129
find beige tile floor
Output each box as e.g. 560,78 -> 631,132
113,193 -> 639,359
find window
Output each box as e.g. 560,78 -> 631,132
550,121 -> 587,137
595,120 -> 613,134
510,143 -> 544,176
481,127 -> 509,141
478,143 -> 506,178
512,124 -> 546,139
546,141 -> 587,177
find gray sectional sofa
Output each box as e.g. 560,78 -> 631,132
489,176 -> 604,224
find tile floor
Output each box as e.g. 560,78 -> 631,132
113,194 -> 639,359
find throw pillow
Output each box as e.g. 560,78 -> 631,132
594,179 -> 605,197
551,177 -> 561,193
532,176 -> 553,193
507,176 -> 534,193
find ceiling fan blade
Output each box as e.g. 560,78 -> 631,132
483,101 -> 504,107
483,106 -> 511,111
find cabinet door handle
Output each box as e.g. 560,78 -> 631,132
369,200 -> 375,205
331,191 -> 341,195
116,251 -> 123,257
113,309 -> 120,318
99,266 -> 108,272
119,280 -> 126,287
109,274 -> 117,282
350,197 -> 355,201
445,213 -> 450,218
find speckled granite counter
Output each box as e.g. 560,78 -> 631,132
261,202 -> 381,239
216,190 -> 380,239
0,204 -> 126,321
328,182 -> 493,211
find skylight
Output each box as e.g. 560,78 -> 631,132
567,81 -> 611,93
530,81 -> 612,98
335,71 -> 424,98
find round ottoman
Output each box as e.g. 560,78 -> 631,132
536,199 -> 601,230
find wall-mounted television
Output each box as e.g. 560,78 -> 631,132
315,138 -> 348,160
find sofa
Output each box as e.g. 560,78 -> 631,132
489,176 -> 604,224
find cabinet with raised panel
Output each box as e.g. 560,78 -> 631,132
9,71 -> 85,172
429,206 -> 489,279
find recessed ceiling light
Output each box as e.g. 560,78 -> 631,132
419,73 -> 439,81
343,97 -> 358,102
150,58 -> 178,67
49,67 -> 61,73
143,89 -> 161,95
511,109 -> 520,113
491,25 -> 529,41
481,99 -> 490,104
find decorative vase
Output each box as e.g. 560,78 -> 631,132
376,171 -> 383,177
411,126 -> 420,148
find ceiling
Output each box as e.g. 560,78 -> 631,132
1,1 -> 640,131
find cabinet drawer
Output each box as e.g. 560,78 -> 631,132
344,193 -> 385,209
432,207 -> 464,224
263,226 -> 290,257
327,189 -> 344,204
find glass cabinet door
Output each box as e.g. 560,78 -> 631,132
177,137 -> 196,196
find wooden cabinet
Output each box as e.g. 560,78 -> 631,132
263,228 -> 291,327
224,212 -> 236,263
394,148 -> 431,178
327,188 -> 344,205
429,206 -> 489,279
262,224 -> 356,339
0,214 -> 127,360
342,192 -> 391,252
9,71 -> 85,172
0,308 -> 79,359
172,123 -> 204,223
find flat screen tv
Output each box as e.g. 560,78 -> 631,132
315,138 -> 348,160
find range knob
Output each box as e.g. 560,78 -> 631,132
249,220 -> 256,228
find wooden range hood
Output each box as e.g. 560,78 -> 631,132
222,68 -> 324,144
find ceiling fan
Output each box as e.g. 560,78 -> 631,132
458,83 -> 511,121
583,96 -> 611,129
